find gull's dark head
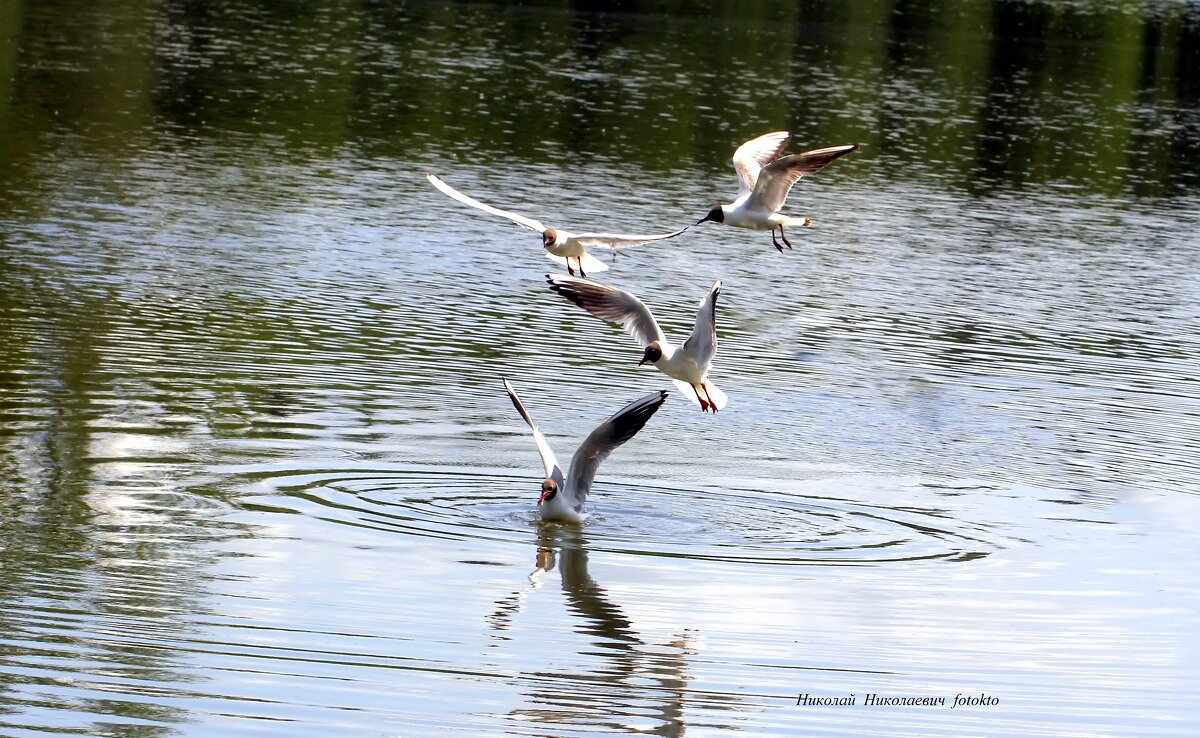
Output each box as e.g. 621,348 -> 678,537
538,478 -> 559,505
697,205 -> 724,225
639,341 -> 664,366
542,228 -> 558,249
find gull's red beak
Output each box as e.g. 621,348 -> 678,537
538,489 -> 551,505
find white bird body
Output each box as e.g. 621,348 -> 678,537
697,131 -> 858,251
541,231 -> 615,276
547,275 -> 727,413
539,480 -> 582,522
425,172 -> 687,276
544,233 -> 589,259
502,379 -> 667,522
718,202 -> 804,231
648,341 -> 701,388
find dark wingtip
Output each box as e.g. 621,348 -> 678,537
502,377 -> 534,425
646,390 -> 669,413
634,390 -> 669,422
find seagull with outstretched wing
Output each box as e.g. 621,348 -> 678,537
502,379 -> 667,522
697,131 -> 858,252
426,173 -> 688,276
546,275 -> 726,413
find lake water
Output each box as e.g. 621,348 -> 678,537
2,1 -> 1199,735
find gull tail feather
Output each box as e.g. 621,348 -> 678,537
670,380 -> 702,408
670,379 -> 728,411
544,252 -> 609,274
703,382 -> 728,411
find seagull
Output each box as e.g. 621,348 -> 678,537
502,378 -> 667,523
696,131 -> 858,252
546,275 -> 726,413
425,172 -> 688,277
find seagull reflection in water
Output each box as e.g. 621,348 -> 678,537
487,525 -> 733,736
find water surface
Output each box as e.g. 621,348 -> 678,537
2,1 -> 1199,735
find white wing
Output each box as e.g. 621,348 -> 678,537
745,144 -> 858,213
546,275 -> 666,348
680,280 -> 721,368
502,378 -> 564,488
570,226 -> 689,251
732,131 -> 791,199
425,172 -> 547,233
566,390 -> 667,503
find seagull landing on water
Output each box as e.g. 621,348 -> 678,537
425,172 -> 688,277
546,275 -> 726,414
502,378 -> 667,523
696,131 -> 858,252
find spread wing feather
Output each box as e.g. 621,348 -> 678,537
426,172 -> 547,232
546,275 -> 666,349
571,226 -> 690,251
502,378 -> 564,488
732,131 -> 791,199
680,281 -> 721,368
566,391 -> 668,503
745,144 -> 858,213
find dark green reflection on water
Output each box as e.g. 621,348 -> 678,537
0,259 -> 233,734
0,0 -> 1196,197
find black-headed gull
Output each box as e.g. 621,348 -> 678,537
425,172 -> 688,277
546,275 -> 726,413
502,378 -> 667,522
696,131 -> 858,252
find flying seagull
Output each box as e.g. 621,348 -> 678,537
547,275 -> 726,413
696,131 -> 858,252
426,172 -> 688,276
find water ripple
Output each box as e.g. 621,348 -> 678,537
238,467 -> 1005,566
